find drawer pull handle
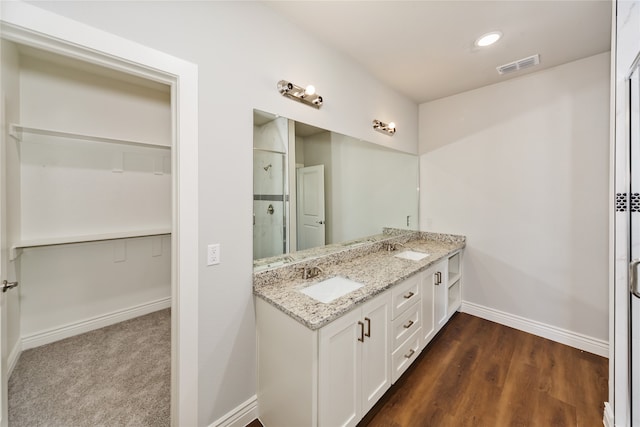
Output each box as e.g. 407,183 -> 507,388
403,320 -> 414,329
358,321 -> 364,342
365,317 -> 371,337
404,349 -> 415,359
403,291 -> 414,299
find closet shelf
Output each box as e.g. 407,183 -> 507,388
9,124 -> 171,150
10,228 -> 171,260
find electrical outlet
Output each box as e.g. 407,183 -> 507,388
207,243 -> 220,266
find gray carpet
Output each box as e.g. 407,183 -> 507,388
9,309 -> 171,427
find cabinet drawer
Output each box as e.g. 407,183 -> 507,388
391,274 -> 421,319
391,300 -> 421,350
391,328 -> 421,384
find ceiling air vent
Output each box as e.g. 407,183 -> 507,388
496,54 -> 540,75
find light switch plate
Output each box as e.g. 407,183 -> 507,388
207,243 -> 220,266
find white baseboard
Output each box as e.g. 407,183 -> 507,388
460,301 -> 609,357
210,395 -> 258,427
21,297 -> 171,351
603,402 -> 613,427
7,339 -> 21,378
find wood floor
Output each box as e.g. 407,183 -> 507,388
250,312 -> 608,427
359,313 -> 608,427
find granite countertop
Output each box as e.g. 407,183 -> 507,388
253,232 -> 465,330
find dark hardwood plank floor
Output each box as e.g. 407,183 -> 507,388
359,313 -> 608,427
249,312 -> 608,427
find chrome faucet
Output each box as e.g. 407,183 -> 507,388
385,242 -> 406,252
302,266 -> 324,279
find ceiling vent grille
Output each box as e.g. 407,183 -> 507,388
496,54 -> 540,75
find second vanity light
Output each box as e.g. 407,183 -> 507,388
277,80 -> 323,109
373,119 -> 396,135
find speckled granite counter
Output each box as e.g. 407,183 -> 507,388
253,231 -> 465,330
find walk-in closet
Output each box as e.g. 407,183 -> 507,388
1,39 -> 172,424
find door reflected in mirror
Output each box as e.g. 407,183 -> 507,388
253,109 -> 419,263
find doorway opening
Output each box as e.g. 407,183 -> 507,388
0,3 -> 199,425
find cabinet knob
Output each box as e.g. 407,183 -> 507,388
404,349 -> 416,359
403,291 -> 414,299
403,320 -> 414,329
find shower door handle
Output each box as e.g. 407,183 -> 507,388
630,259 -> 640,298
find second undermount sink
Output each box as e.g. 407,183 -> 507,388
395,250 -> 430,261
299,276 -> 364,304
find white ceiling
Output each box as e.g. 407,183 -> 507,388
265,1 -> 612,104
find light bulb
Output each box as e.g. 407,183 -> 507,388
304,85 -> 316,96
475,31 -> 502,47
388,122 -> 396,129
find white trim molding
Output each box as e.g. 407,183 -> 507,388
603,402 -> 614,427
460,301 -> 609,357
209,396 -> 258,427
21,298 -> 171,351
7,340 -> 21,380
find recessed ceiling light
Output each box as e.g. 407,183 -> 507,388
475,31 -> 502,47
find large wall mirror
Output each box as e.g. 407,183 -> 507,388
253,109 -> 419,265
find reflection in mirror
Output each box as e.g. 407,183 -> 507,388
253,109 -> 419,264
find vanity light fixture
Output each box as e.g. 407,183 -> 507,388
277,80 -> 323,109
475,31 -> 502,47
373,119 -> 396,136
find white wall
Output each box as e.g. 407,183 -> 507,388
419,53 -> 610,344
23,2 -> 420,425
14,48 -> 172,346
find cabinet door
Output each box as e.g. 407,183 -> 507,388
421,267 -> 436,346
432,260 -> 448,331
361,292 -> 391,414
318,308 -> 362,427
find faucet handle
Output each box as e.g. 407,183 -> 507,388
302,265 -> 324,279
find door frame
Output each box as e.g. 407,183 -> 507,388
0,3 -> 199,426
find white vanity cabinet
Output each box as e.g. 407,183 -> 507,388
256,291 -> 391,427
422,250 -> 463,348
390,275 -> 422,383
255,248 -> 464,427
318,292 -> 391,427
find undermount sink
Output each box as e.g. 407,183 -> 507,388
395,250 -> 429,261
299,276 -> 364,304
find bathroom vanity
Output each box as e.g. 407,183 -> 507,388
254,231 -> 464,427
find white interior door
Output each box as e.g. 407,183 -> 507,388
296,165 -> 325,251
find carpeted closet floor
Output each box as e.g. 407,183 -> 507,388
9,309 -> 171,427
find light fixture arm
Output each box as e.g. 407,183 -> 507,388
278,80 -> 323,109
373,119 -> 396,135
